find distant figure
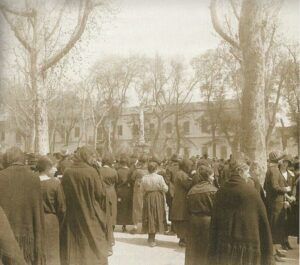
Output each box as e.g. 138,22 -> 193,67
208,162 -> 274,265
60,146 -> 108,265
56,150 -> 72,176
249,161 -> 266,204
130,156 -> 148,233
36,156 -> 66,265
141,162 -> 168,247
116,155 -> 133,232
185,166 -> 217,265
100,154 -> 118,252
0,147 -> 45,265
164,154 -> 180,234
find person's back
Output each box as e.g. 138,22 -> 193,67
0,147 -> 45,265
60,147 -> 108,265
208,172 -> 274,265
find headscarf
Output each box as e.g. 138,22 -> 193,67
179,158 -> 193,174
74,146 -> 97,166
3,147 -> 25,168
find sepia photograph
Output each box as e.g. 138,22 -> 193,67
0,0 -> 299,264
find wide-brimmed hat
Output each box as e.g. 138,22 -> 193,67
268,151 -> 284,163
282,155 -> 293,163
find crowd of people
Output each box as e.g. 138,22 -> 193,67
0,146 -> 298,265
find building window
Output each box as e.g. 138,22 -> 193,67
221,146 -> 228,159
184,147 -> 190,158
166,147 -> 172,157
183,121 -> 190,134
1,131 -> 5,141
75,127 -> 80,138
118,125 -> 123,136
149,123 -> 155,136
202,146 -> 208,157
132,124 -> 139,136
16,132 -> 22,143
166,122 -> 172,134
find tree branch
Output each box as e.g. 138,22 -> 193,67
45,1 -> 67,42
40,0 -> 100,73
210,0 -> 240,49
229,0 -> 240,21
0,3 -> 35,17
1,9 -> 32,52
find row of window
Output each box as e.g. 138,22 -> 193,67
119,121 -> 191,137
75,120 -> 198,138
72,119 -> 209,138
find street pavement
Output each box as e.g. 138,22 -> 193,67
109,226 -> 299,265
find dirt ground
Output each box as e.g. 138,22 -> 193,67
109,226 -> 299,265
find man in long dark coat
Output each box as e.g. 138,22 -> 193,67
0,147 -> 46,265
60,146 -> 108,265
116,155 -> 133,231
208,162 -> 274,265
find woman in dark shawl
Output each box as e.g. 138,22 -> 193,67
99,154 -> 118,252
0,147 -> 45,265
36,157 -> 66,265
60,146 -> 108,265
208,163 -> 274,265
170,159 -> 193,247
0,206 -> 26,265
185,166 -> 218,265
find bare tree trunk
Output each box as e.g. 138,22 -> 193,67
212,127 -> 217,157
30,42 -> 50,155
175,111 -> 181,154
151,114 -> 161,154
93,125 -> 98,149
138,106 -> 145,145
239,0 -> 267,172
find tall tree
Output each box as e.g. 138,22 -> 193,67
0,0 -> 108,154
210,0 -> 283,173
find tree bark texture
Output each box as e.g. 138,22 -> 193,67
239,0 -> 267,172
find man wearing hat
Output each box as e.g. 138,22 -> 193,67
264,151 -> 292,261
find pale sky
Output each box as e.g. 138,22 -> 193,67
0,0 -> 299,79
82,0 -> 299,71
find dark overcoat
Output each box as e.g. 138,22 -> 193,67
131,167 -> 148,224
185,181 -> 217,265
116,167 -> 133,225
100,166 -> 118,226
170,170 -> 193,221
60,162 -> 108,265
40,178 -> 66,265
